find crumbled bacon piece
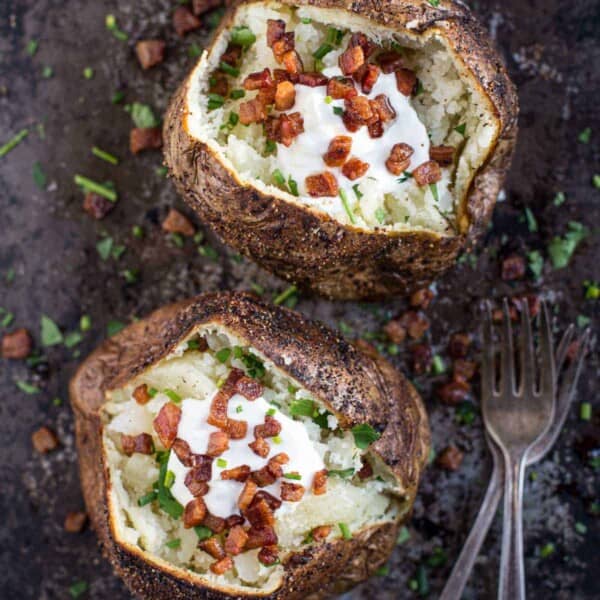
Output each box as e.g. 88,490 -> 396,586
121,433 -> 154,456
185,474 -> 209,497
207,431 -> 229,457
208,369 -> 244,428
32,426 -> 59,453
360,64 -> 380,94
345,95 -> 375,124
226,419 -> 248,440
275,80 -> 296,110
190,454 -> 213,480
235,376 -> 264,400
153,402 -> 181,449
297,72 -> 329,87
385,143 -> 414,175
349,33 -> 377,59
371,94 -> 396,123
130,127 -> 162,154
430,145 -> 455,166
83,192 -> 114,219
280,482 -> 305,502
282,50 -> 303,74
272,32 -> 296,61
395,68 -> 417,96
357,458 -> 373,480
266,112 -> 305,147
220,44 -> 242,67
239,98 -> 267,125
410,288 -> 434,309
305,172 -> 339,197
245,498 -> 275,527
172,438 -> 194,466
200,536 -> 225,559
342,157 -> 369,180
437,379 -> 470,405
1,328 -> 32,359
312,525 -> 332,541
267,453 -> 289,478
249,437 -> 270,458
327,77 -> 357,100
397,310 -> 429,340
266,19 -> 286,48
183,497 -> 207,528
64,511 -> 87,533
368,120 -> 384,138
210,73 -> 229,97
377,50 -> 403,73
132,384 -> 151,405
254,415 -> 282,439
162,208 -> 195,236
243,68 -> 274,91
173,6 -> 201,37
384,319 -> 406,344
252,467 -> 276,488
448,333 -> 471,359
437,445 -> 464,471
226,514 -> 245,528
192,0 -> 222,16
225,525 -> 249,556
202,512 -> 226,534
312,469 -> 327,495
453,359 -> 477,383
253,490 -> 282,510
221,465 -> 251,482
258,545 -> 279,565
273,68 -> 294,83
135,40 -> 166,70
411,343 -> 433,374
238,480 -> 258,511
501,255 -> 526,281
412,160 -> 442,186
210,556 -> 233,575
245,526 -> 278,549
323,136 -> 352,167
339,45 -> 365,75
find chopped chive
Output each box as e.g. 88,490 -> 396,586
230,89 -> 246,100
326,28 -> 344,46
553,191 -> 566,206
16,380 -> 40,394
313,43 -> 333,60
41,315 -> 63,346
397,526 -> 410,545
42,65 -> 54,78
216,458 -> 227,468
539,542 -> 555,558
26,39 -> 39,56
593,174 -> 600,189
283,472 -> 301,480
122,268 -> 139,284
301,17 -> 312,24
207,93 -> 225,110
432,355 -> 446,375
198,245 -> 219,260
267,408 -> 277,417
327,468 -> 354,478
236,405 -> 243,413
339,189 -> 356,224
105,14 -> 128,41
112,90 -> 125,104
250,282 -> 265,295
574,522 -> 587,535
148,387 -> 158,398
578,127 -> 591,144
324,95 -> 332,104
132,225 -> 144,239
375,564 -> 390,576
524,207 -> 538,232
74,174 -> 117,202
91,146 -> 119,165
288,176 -> 299,196
64,331 -> 83,348
138,491 -> 157,506
415,80 -> 424,96
0,129 -> 29,158
194,525 -> 212,540
429,0 -> 440,6
429,183 -> 439,202
83,67 -> 94,79
216,347 -> 231,363
272,435 -> 282,444
164,389 -> 182,404
163,470 -> 175,488
272,169 -> 286,187
290,398 -> 316,418
314,58 -> 325,72
32,162 -> 47,189
230,26 -> 256,48
454,123 -> 466,135
219,61 -> 240,77
375,207 -> 386,224
106,320 -> 125,337
228,112 -> 239,126
273,284 -> 298,306
166,538 -> 181,549
69,581 -> 88,599
352,184 -> 363,200
52,397 -> 62,406
265,139 -> 276,154
580,402 -> 591,421
351,423 -> 381,449
332,106 -> 344,116
338,522 -> 351,540
170,232 -> 184,248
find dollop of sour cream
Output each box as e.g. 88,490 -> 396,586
275,66 -> 430,199
168,391 -> 325,518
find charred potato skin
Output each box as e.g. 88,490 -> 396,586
163,0 -> 518,300
70,292 -> 429,599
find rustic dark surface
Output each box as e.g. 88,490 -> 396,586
0,1 -> 598,599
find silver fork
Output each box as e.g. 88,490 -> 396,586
439,322 -> 589,600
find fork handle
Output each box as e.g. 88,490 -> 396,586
499,454 -> 527,600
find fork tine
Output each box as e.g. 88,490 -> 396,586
481,301 -> 496,398
500,298 -> 516,396
558,328 -> 590,400
538,301 -> 556,395
556,324 -> 575,374
519,300 -> 535,394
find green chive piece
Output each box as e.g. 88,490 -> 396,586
166,538 -> 181,549
216,458 -> 227,468
250,282 -> 265,295
230,89 -> 246,100
138,491 -> 157,506
575,522 -> 587,535
339,189 -> 356,224
105,14 -> 128,41
188,43 -> 202,58
236,405 -> 243,413
284,472 -> 301,480
42,66 -> 54,78
112,90 -> 125,104
106,320 -> 125,337
148,387 -> 158,398
397,526 -> 410,545
577,127 -> 591,144
164,470 -> 175,488
219,61 -> 240,77
351,423 -> 381,449
230,26 -> 256,48
16,380 -> 40,394
553,191 -> 566,206
593,174 -> 600,189
580,402 -> 591,421
524,207 -> 538,232
539,542 -> 555,558
288,176 -> 299,196
272,169 -> 286,187
32,162 -> 47,189
454,123 -> 466,135
324,95 -> 332,104
92,146 -> 119,165
265,139 -> 276,154
216,347 -> 231,363
273,284 -> 298,306
429,183 -> 439,202
74,174 -> 118,202
194,525 -> 212,540
132,225 -> 144,239
83,67 -> 94,79
207,93 -> 225,110
375,207 -> 386,224
272,435 -> 282,444
327,468 -> 355,478
0,129 -> 29,158
313,43 -> 333,60
332,106 -> 344,116
301,18 -> 312,24
41,314 -> 63,346
352,184 -> 363,200
267,408 -> 277,417
26,39 -> 39,56
432,355 -> 446,375
69,580 -> 88,599
164,389 -> 182,404
338,522 -> 351,540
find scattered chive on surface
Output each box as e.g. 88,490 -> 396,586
339,189 -> 356,224
83,67 -> 94,79
273,284 -> 297,306
0,129 -> 29,158
74,174 -> 118,202
219,61 -> 240,77
351,423 -> 381,449
338,522 -> 351,540
230,26 -> 256,48
164,389 -> 182,404
216,458 -> 227,468
68,580 -> 88,599
194,525 -> 212,540
580,402 -> 591,421
91,146 -> 119,165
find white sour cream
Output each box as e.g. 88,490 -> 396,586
168,391 -> 325,518
275,67 -> 430,200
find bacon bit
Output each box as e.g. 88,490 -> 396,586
395,68 -> 417,96
371,94 -> 396,123
267,19 -> 286,48
412,160 -> 442,186
280,482 -> 305,502
252,490 -> 282,510
243,68 -> 274,91
377,50 -> 403,74
448,333 -> 471,359
410,288 -> 434,309
339,45 -> 365,75
221,465 -> 251,482
121,433 -> 154,456
220,44 -> 242,67
267,453 -> 289,474
202,512 -> 226,534
367,120 -> 384,139
172,438 -> 194,466
345,95 -> 375,123
190,454 -> 213,480
411,343 -> 433,374
398,310 -> 430,340
83,192 -> 114,219
327,77 -> 357,100
437,379 -> 470,405
245,526 -> 278,549
275,80 -> 296,110
297,72 -> 329,87
226,419 -> 248,440
238,479 -> 258,511
357,458 -> 373,480
312,469 -> 328,495
245,498 -> 275,527
130,127 -> 162,154
209,72 -> 228,96
430,145 -> 455,166
225,525 -> 249,556
254,415 -> 282,439
64,511 -> 87,533
349,33 -> 377,59
386,143 -> 414,175
172,6 -> 201,37
210,556 -> 233,575
135,40 -> 166,70
258,545 -> 279,566
437,445 -> 464,471
453,359 -> 477,383
306,172 -> 339,197
252,466 -> 277,487
184,474 -> 209,497
1,328 -> 32,359
239,98 -> 267,125
323,136 -> 352,167
282,50 -> 303,74
342,157 -> 369,180
226,514 -> 245,528
383,319 -> 406,344
266,112 -> 304,147
248,437 -> 270,458
273,68 -> 293,83
162,208 -> 195,236
341,110 -> 363,133
501,255 -> 526,281
235,376 -> 264,400
183,497 -> 207,528
207,431 -> 229,457
360,64 -> 380,94
192,0 -> 222,16
272,31 -> 295,59
153,402 -> 181,449
200,536 -> 225,559
312,525 -> 332,541
208,369 -> 244,428
32,426 -> 59,454
132,384 -> 151,405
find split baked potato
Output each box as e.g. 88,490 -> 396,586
70,292 -> 429,599
164,0 -> 518,300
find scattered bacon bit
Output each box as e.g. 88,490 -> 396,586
371,94 -> 396,123
306,172 -> 339,197
130,127 -> 162,154
312,525 -> 332,541
207,431 -> 229,457
383,319 -> 407,344
173,6 -> 201,37
280,482 -> 305,502
172,438 -> 194,466
282,50 -> 304,74
221,465 -> 251,482
360,64 -> 380,94
243,68 -> 274,91
210,556 -> 233,575
192,0 -> 222,16
430,145 -> 455,166
448,333 -> 471,359
153,402 -> 181,449
273,68 -> 294,83
135,40 -> 166,70
349,33 -> 377,59
238,479 -> 258,511
410,288 -> 434,309
272,32 -> 296,61
245,525 -> 278,549
385,143 -> 414,175
245,498 -> 275,527
226,514 -> 245,528
367,120 -> 384,139
297,72 -> 329,87
83,192 -> 114,220
453,359 -> 477,383
32,426 -> 59,454
239,98 -> 267,125
501,255 -> 526,281
64,511 -> 87,533
327,77 -> 357,100
252,490 -> 282,510
252,466 -> 277,487
190,454 -> 213,480
202,512 -> 226,534
251,453 -> 289,487
267,453 -> 289,474
209,72 -> 229,97
377,50 -> 403,74
395,68 -> 417,96
258,545 -> 279,565
399,311 -> 430,340
437,445 -> 464,471
342,157 -> 369,180
220,44 -> 242,66
2,328 -> 32,359
183,497 -> 207,528
226,419 -> 248,440
225,525 -> 249,556
121,433 -> 154,456
339,45 -> 365,75
254,415 -> 282,439
248,437 -> 270,458
208,369 -> 244,428
235,376 -> 264,400
184,474 -> 209,497
267,19 -> 286,47
200,536 -> 226,559
345,95 -> 375,123
412,160 -> 442,186
437,380 -> 470,405
411,343 -> 433,374
312,469 -> 328,495
162,208 -> 195,236
275,80 -> 296,110
132,384 -> 151,405
357,458 -> 373,480
265,112 -> 305,146
323,136 -> 352,167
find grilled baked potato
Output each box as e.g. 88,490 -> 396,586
163,0 -> 518,300
70,292 -> 429,599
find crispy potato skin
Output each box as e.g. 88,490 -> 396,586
163,0 -> 518,300
70,292 -> 429,599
